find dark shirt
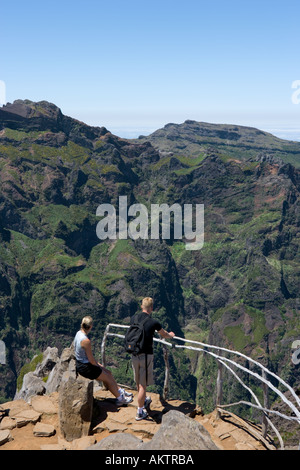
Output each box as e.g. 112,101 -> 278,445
131,311 -> 162,354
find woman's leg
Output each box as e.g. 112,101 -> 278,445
96,367 -> 119,398
137,383 -> 147,408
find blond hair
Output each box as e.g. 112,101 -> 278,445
141,297 -> 153,311
81,316 -> 93,332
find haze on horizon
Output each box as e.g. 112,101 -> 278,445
1,0 -> 300,141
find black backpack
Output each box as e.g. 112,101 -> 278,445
124,315 -> 150,356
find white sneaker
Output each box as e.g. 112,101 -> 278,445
119,388 -> 133,397
116,393 -> 133,406
136,408 -> 148,421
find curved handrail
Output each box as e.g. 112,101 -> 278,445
173,335 -> 300,411
101,323 -> 300,450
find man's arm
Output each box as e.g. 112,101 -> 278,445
158,328 -> 175,339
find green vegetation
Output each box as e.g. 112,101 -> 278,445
1,101 -> 300,445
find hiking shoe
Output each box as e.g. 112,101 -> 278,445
120,388 -> 133,397
136,408 -> 148,421
144,396 -> 152,409
116,393 -> 133,406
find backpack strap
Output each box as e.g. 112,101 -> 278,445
132,314 -> 150,327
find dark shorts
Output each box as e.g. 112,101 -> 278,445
76,360 -> 102,380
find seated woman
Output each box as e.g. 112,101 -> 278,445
74,316 -> 132,406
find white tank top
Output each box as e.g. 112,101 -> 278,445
74,330 -> 89,363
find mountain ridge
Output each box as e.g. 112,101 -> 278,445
136,119 -> 300,168
0,100 -> 299,423
2,99 -> 300,166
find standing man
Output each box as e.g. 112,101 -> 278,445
131,297 -> 175,420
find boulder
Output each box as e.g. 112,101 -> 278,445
30,395 -> 58,414
87,411 -> 220,451
15,346 -> 75,401
33,422 -> 56,437
35,347 -> 59,378
2,399 -> 32,417
14,372 -> 46,402
58,365 -> 93,442
87,433 -> 143,450
0,429 -> 13,446
140,410 -> 220,450
14,409 -> 41,427
45,347 -> 74,394
0,417 -> 16,430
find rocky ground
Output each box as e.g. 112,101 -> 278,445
0,386 -> 276,451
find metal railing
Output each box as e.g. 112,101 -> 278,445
101,323 -> 300,450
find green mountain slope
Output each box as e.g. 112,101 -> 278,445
136,120 -> 300,168
0,100 -> 299,411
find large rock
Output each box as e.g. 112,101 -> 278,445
45,347 -> 74,394
33,422 -> 56,437
86,410 -> 220,451
35,347 -> 59,378
87,433 -> 143,450
30,395 -> 58,414
140,410 -> 220,450
14,346 -> 75,402
0,430 -> 13,446
14,409 -> 41,428
14,372 -> 46,402
58,364 -> 93,442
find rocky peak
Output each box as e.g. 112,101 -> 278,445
0,99 -> 110,148
1,99 -> 63,120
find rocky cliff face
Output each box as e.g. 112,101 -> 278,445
0,100 -> 299,411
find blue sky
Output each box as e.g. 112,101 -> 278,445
1,0 -> 300,139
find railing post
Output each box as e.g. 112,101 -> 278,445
162,344 -> 170,400
101,325 -> 110,390
262,370 -> 269,438
216,350 -> 223,418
